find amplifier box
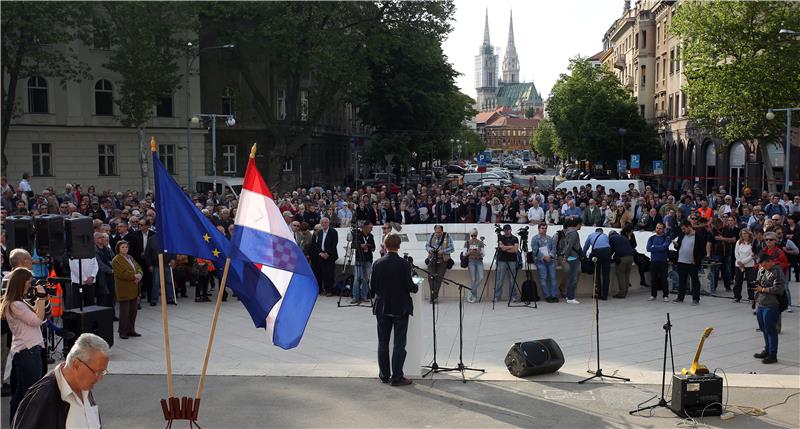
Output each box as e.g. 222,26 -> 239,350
670,374 -> 723,417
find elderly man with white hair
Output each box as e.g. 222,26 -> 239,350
12,333 -> 110,429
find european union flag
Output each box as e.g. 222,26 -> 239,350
152,147 -> 281,328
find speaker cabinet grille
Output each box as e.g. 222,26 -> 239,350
505,339 -> 565,377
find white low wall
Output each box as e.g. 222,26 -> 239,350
334,224 -> 661,299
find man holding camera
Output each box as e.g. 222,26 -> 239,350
494,224 -> 520,302
351,222 -> 376,304
753,253 -> 785,364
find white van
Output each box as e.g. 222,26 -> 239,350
556,179 -> 645,193
193,176 -> 244,198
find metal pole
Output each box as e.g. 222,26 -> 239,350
786,111 -> 792,191
186,51 -> 193,191
211,114 -> 217,191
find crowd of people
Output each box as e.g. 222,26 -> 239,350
0,169 -> 795,420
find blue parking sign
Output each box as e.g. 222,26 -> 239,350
477,153 -> 487,166
653,160 -> 664,175
630,154 -> 640,169
617,159 -> 627,173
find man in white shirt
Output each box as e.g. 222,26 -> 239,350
527,199 -> 544,225
69,257 -> 98,309
18,173 -> 32,197
12,333 -> 108,429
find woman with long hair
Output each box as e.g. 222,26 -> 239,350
113,240 -> 143,339
0,268 -> 46,423
734,228 -> 756,303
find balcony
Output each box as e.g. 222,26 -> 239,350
614,54 -> 626,70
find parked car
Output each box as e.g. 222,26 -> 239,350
522,163 -> 546,175
193,176 -> 244,198
463,172 -> 512,187
446,164 -> 468,174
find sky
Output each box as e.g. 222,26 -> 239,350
442,0 -> 623,101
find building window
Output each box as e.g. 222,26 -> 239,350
642,30 -> 647,48
655,62 -> 659,82
641,65 -> 646,86
276,88 -> 286,120
92,17 -> 110,49
676,47 -> 681,72
300,89 -> 309,121
221,87 -> 234,116
98,144 -> 117,176
222,145 -> 236,174
156,96 -> 173,117
95,79 -> 114,115
283,158 -> 294,172
27,77 -> 48,113
662,59 -> 666,81
31,143 -> 52,176
640,104 -> 645,117
635,33 -> 639,50
158,144 -> 176,174
681,91 -> 687,111
668,94 -> 674,120
675,93 -> 680,118
670,50 -> 675,74
656,25 -> 660,45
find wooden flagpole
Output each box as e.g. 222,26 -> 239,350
193,258 -> 231,410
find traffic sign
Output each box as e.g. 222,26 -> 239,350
477,153 -> 487,166
617,160 -> 627,173
653,160 -> 664,175
630,154 -> 640,169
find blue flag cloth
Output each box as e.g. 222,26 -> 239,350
152,150 -> 281,328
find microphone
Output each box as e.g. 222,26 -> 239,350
592,257 -> 598,262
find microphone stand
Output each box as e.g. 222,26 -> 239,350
579,257 -> 629,384
412,263 -> 485,382
630,313 -> 677,415
411,262 -> 452,378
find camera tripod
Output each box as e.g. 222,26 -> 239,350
337,228 -> 373,308
477,226 -> 536,310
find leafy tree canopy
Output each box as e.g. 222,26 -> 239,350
670,1 -> 800,144
547,57 -> 659,164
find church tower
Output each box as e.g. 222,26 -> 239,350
474,8 -> 498,111
501,10 -> 520,84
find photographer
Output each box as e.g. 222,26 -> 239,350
753,253 -> 785,364
0,268 -> 46,423
425,225 -> 453,304
350,222 -> 376,304
494,224 -> 520,302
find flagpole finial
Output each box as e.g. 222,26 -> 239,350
150,136 -> 157,152
250,143 -> 257,159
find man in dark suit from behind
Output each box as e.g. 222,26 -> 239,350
128,219 -> 155,302
370,233 -> 418,386
315,217 -> 338,296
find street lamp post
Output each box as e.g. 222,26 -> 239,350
766,107 -> 800,191
185,42 -> 235,190
191,113 -> 236,190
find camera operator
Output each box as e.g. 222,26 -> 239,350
424,225 -> 453,304
0,267 -> 47,423
350,221 -> 376,304
753,253 -> 785,364
494,224 -> 520,302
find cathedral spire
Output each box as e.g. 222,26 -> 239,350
483,8 -> 490,46
502,9 -> 520,84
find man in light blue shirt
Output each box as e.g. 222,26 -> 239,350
583,228 -> 612,299
530,224 -> 557,302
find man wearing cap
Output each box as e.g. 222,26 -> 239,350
753,253 -> 785,364
494,224 -> 520,302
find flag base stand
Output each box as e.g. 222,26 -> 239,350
161,397 -> 202,429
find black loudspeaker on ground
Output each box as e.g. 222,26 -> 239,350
66,216 -> 95,259
505,339 -> 565,377
62,305 -> 114,353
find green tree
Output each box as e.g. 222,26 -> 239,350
200,1 -> 464,189
102,2 -> 195,193
1,2 -> 92,171
671,1 -> 800,190
547,57 -> 659,165
531,118 -> 560,159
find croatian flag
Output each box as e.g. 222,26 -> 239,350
229,148 -> 318,349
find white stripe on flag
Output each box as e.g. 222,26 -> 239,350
235,189 -> 294,242
261,264 -> 293,339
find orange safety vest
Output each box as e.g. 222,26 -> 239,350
49,269 -> 63,317
697,207 -> 712,219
